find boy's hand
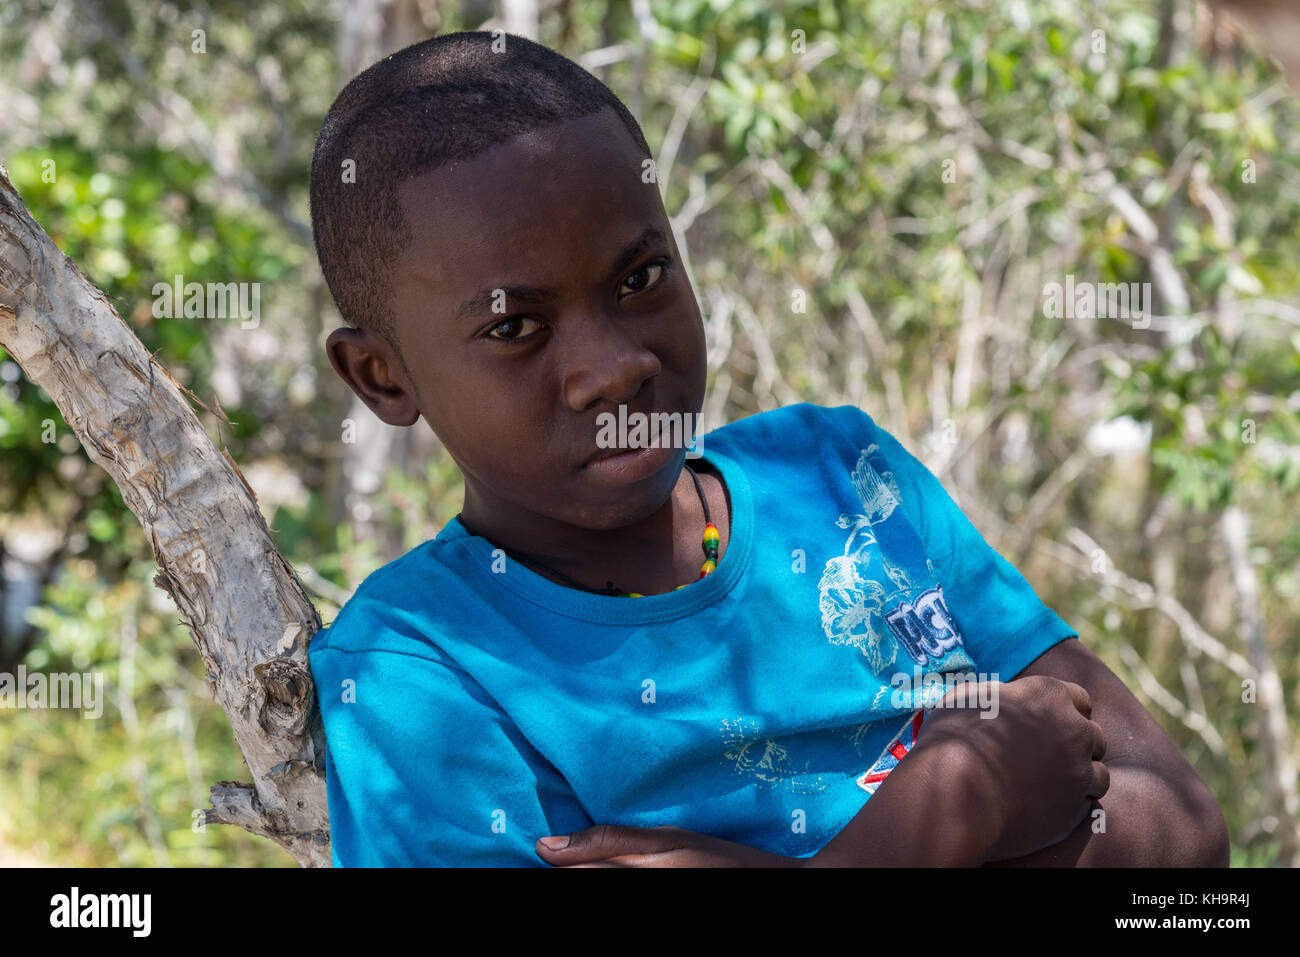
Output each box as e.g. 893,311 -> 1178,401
916,674 -> 1109,862
534,825 -> 800,868
535,675 -> 1107,868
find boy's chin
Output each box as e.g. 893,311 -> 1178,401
556,461 -> 685,531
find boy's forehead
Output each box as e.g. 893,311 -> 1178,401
391,109 -> 663,314
395,109 -> 649,232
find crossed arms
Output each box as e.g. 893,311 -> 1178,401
534,639 -> 1230,867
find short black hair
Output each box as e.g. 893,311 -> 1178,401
309,30 -> 653,352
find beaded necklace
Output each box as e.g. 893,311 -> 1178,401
464,463 -> 720,598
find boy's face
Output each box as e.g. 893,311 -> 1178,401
327,107 -> 708,534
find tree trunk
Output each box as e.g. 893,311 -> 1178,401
0,166 -> 330,867
1208,0 -> 1300,87
1221,506 -> 1299,866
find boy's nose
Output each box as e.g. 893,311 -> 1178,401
560,319 -> 661,412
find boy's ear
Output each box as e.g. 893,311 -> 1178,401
325,326 -> 420,427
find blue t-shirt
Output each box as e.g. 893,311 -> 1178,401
308,402 -> 1078,866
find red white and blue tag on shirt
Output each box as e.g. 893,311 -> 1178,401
856,709 -> 926,794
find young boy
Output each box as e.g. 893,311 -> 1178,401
306,31 -> 1227,867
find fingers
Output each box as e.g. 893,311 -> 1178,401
1090,719 -> 1106,761
557,858 -> 643,868
534,824 -> 681,865
1061,680 -> 1091,719
1088,760 -> 1110,799
1018,674 -> 1091,718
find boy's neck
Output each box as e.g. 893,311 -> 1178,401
458,462 -> 731,597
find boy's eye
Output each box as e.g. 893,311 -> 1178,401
619,261 -> 667,297
485,316 -> 543,341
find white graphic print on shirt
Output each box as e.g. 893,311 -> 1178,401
717,443 -> 975,797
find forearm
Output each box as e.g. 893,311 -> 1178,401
983,762 -> 1229,867
805,735 -> 1002,867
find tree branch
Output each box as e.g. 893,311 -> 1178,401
0,166 -> 329,866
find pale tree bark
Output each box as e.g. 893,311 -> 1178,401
0,167 -> 331,867
1207,0 -> 1300,88
1222,508 -> 1298,865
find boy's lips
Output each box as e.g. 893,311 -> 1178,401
581,424 -> 676,482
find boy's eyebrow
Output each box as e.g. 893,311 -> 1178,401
452,224 -> 670,323
604,224 -> 669,287
453,283 -> 555,324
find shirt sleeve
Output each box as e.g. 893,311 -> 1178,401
309,611 -> 593,867
823,404 -> 1079,680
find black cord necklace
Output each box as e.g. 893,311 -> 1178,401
462,463 -> 720,597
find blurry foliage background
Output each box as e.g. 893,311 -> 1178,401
1,0 -> 1297,866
